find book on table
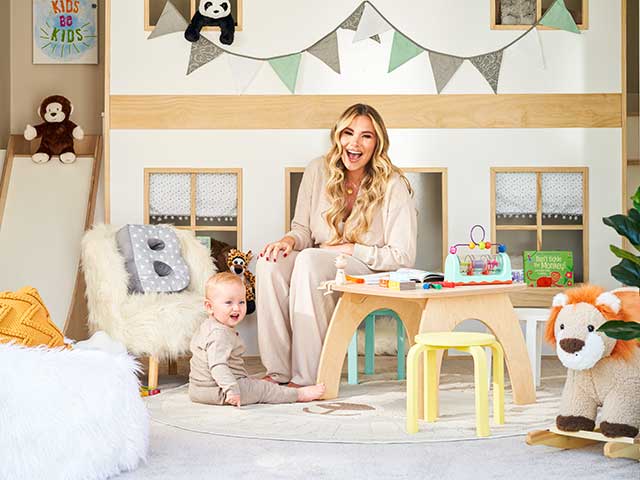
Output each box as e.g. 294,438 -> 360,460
348,268 -> 444,285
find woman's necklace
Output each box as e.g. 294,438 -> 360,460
345,179 -> 361,196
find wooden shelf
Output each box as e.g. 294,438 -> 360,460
185,226 -> 238,232
509,286 -> 566,308
491,0 -> 588,31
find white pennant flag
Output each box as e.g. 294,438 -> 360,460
227,55 -> 263,94
353,3 -> 391,43
507,28 -> 546,70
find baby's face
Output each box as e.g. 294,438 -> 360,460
205,282 -> 247,328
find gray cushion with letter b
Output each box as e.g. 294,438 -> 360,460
116,224 -> 190,294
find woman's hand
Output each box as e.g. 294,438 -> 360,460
260,236 -> 295,261
320,243 -> 355,256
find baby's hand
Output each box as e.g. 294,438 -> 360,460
226,393 -> 241,407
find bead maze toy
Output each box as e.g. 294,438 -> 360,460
444,225 -> 512,286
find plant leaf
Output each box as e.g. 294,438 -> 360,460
598,320 -> 640,341
603,214 -> 640,248
610,245 -> 640,265
611,259 -> 640,288
628,207 -> 640,224
632,185 -> 640,212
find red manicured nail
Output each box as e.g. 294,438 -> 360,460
260,253 -> 263,257
266,257 -> 270,261
284,253 -> 288,257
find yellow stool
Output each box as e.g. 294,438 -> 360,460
406,332 -> 505,437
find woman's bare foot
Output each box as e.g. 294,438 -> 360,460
296,383 -> 325,402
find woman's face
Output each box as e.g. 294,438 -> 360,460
339,115 -> 377,175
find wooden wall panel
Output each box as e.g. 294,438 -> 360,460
110,93 -> 622,130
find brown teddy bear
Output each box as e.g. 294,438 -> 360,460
24,95 -> 84,164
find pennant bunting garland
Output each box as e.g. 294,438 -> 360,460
308,32 -> 341,74
227,55 -> 263,93
388,32 -> 424,73
353,3 -> 392,43
470,51 -> 503,94
508,28 -> 546,71
149,0 -> 581,94
269,54 -> 302,93
340,3 -> 365,31
148,1 -> 188,40
187,36 -> 224,75
428,52 -> 463,94
539,0 -> 580,34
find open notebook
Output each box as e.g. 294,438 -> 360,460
348,268 -> 444,285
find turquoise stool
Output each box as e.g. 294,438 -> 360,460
347,309 -> 406,384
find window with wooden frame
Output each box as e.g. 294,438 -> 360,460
144,168 -> 243,250
144,0 -> 244,32
491,167 -> 588,290
285,167 -> 449,271
491,0 -> 588,30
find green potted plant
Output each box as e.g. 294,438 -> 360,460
599,186 -> 640,340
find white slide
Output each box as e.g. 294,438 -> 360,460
0,135 -> 101,333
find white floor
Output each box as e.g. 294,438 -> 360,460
120,357 -> 639,479
119,422 -> 638,480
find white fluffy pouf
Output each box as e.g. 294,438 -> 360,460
0,342 -> 149,480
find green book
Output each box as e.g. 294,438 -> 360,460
523,251 -> 574,288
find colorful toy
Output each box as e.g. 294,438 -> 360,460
226,249 -> 256,314
445,225 -> 512,286
140,386 -> 161,397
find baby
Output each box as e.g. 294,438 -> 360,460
189,272 -> 325,406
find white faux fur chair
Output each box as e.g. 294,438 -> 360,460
81,224 -> 216,388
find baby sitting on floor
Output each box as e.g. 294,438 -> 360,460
189,272 -> 325,406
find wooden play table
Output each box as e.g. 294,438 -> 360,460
316,283 -> 536,405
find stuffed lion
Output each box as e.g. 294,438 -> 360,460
546,285 -> 640,438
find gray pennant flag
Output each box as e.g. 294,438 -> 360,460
187,36 -> 224,75
341,3 -> 380,42
429,51 -> 463,93
148,1 -> 188,40
341,3 -> 365,31
308,32 -> 341,74
470,50 -> 504,94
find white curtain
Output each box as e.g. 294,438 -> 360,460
496,172 -> 583,219
149,173 -> 238,220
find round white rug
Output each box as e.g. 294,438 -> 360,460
146,377 -> 562,444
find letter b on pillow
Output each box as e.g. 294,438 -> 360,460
116,225 -> 191,294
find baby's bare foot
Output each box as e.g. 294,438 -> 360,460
296,383 -> 325,402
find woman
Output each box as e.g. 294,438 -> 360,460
256,103 -> 418,386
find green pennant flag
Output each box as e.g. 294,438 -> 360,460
388,31 -> 424,73
269,54 -> 302,93
539,0 -> 580,34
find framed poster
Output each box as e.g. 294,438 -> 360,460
33,0 -> 98,64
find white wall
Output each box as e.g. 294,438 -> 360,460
109,1 -> 624,354
0,150 -> 5,178
110,0 -> 620,95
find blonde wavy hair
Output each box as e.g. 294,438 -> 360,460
324,104 -> 412,244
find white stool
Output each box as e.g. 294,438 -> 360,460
516,308 -> 550,388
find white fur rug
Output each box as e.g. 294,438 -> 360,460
0,342 -> 149,480
145,374 -> 563,444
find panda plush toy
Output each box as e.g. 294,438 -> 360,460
185,0 -> 235,45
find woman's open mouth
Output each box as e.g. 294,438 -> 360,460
346,149 -> 363,162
